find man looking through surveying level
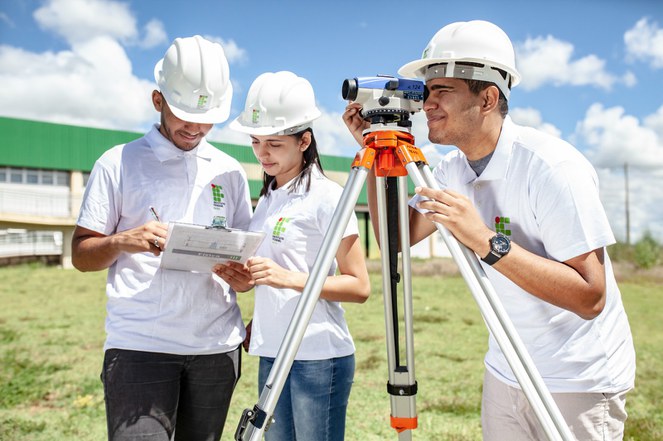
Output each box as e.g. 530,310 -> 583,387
343,20 -> 635,441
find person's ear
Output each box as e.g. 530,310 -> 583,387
299,131 -> 312,151
152,90 -> 164,112
481,86 -> 500,114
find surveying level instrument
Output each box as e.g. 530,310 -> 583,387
234,75 -> 574,441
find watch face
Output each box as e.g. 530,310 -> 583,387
492,234 -> 511,254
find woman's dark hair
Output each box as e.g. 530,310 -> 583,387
260,128 -> 324,197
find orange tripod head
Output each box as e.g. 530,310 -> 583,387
351,129 -> 428,177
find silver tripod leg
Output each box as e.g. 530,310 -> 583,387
376,175 -> 417,441
234,166 -> 369,441
405,162 -> 574,441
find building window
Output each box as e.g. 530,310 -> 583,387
27,170 -> 39,184
55,171 -> 69,186
10,170 -> 23,183
0,167 -> 70,187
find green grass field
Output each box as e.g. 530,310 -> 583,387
0,263 -> 661,440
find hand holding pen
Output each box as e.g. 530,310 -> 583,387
149,206 -> 167,250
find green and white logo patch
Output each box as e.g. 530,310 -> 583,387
494,216 -> 511,236
272,217 -> 290,243
211,183 -> 225,209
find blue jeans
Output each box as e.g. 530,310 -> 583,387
258,355 -> 355,441
102,348 -> 240,441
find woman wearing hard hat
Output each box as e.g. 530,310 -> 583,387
214,71 -> 371,441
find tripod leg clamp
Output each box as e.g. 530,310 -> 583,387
387,381 -> 418,396
386,381 -> 418,433
390,415 -> 418,433
234,405 -> 272,440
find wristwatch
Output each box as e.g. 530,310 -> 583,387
482,233 -> 511,265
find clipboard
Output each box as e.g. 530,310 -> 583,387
160,222 -> 265,272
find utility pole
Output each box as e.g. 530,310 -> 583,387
624,163 -> 631,245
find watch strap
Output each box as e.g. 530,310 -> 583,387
481,251 -> 501,266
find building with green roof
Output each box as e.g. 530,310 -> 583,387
0,116 -> 386,267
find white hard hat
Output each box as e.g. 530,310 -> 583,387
154,35 -> 233,124
398,20 -> 521,99
229,71 -> 322,136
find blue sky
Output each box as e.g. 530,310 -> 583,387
1,0 -> 662,242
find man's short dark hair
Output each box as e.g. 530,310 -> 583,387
459,62 -> 510,118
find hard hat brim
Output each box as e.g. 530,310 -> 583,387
398,58 -> 521,87
228,118 -> 288,136
397,59 -> 432,79
166,99 -> 232,125
228,110 -> 321,136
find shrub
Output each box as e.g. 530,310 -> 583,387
607,242 -> 634,262
633,232 -> 661,269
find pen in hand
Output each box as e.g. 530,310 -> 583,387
149,206 -> 162,222
149,206 -> 164,250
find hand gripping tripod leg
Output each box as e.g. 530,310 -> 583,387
234,127 -> 574,441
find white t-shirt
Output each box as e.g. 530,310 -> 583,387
421,116 -> 635,393
77,125 -> 253,355
248,166 -> 359,360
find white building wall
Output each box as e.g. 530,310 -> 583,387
0,183 -> 71,218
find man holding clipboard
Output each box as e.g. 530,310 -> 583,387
72,36 -> 252,441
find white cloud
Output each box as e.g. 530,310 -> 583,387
574,103 -> 663,169
0,37 -> 156,130
311,109 -> 361,157
34,0 -> 168,50
0,0 -> 245,132
34,0 -> 138,45
510,107 -> 562,137
561,103 -> 663,243
624,17 -> 663,68
516,35 -> 622,90
139,19 -> 168,49
644,105 -> 663,137
572,103 -> 663,243
596,166 -> 663,243
202,35 -> 248,65
622,71 -> 637,87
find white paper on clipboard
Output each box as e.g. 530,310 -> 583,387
160,222 -> 265,272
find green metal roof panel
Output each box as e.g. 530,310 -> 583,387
0,117 -> 369,204
1,116 -> 357,173
209,141 -> 257,164
0,116 -> 141,171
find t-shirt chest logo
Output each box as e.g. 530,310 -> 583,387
211,183 -> 225,209
272,217 -> 291,243
495,216 -> 512,236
